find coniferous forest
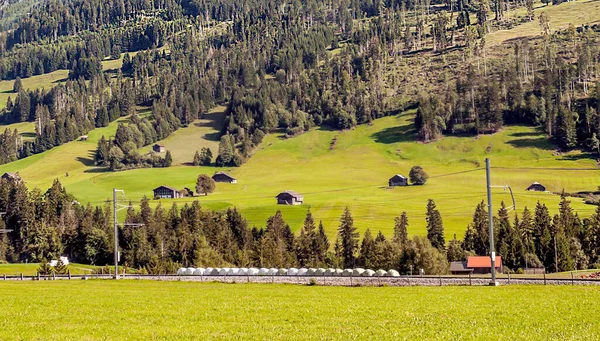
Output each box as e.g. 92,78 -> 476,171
0,0 -> 599,273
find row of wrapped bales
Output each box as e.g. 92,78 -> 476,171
177,267 -> 401,277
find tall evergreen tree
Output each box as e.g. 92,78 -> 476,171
337,207 -> 359,268
425,199 -> 445,250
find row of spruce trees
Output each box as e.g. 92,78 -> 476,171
1,178 -> 598,274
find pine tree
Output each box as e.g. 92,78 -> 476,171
163,150 -> 173,167
192,151 -> 202,166
393,212 -> 408,246
337,207 -> 359,268
447,234 -> 464,262
358,229 -> 376,268
425,199 -> 445,250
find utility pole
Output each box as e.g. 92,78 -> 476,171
112,189 -> 144,280
486,158 -> 499,286
113,188 -> 122,280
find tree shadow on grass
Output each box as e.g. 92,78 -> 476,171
371,124 -> 416,144
506,137 -> 556,150
20,132 -> 36,139
76,156 -> 96,167
510,131 -> 542,138
558,152 -> 598,162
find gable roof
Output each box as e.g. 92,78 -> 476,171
153,185 -> 178,192
467,256 -> 502,268
390,174 -> 406,180
450,261 -> 472,272
213,171 -> 236,180
2,172 -> 21,179
277,190 -> 303,199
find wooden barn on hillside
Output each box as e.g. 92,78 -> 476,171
153,186 -> 181,199
1,172 -> 22,184
276,190 -> 304,205
388,174 -> 408,187
212,172 -> 237,184
526,182 -> 546,192
153,144 -> 165,153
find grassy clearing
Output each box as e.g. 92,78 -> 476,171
138,106 -> 226,165
488,0 -> 600,45
0,281 -> 599,340
0,263 -> 98,275
0,69 -> 69,109
1,110 -> 598,240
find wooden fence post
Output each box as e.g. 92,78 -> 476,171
571,272 -> 574,285
68,270 -> 71,280
439,274 -> 442,286
469,273 -> 472,286
508,273 -> 511,285
20,273 -> 23,281
543,271 -> 547,285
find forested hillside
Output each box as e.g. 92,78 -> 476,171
0,0 -> 600,273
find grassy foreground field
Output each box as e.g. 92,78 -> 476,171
0,281 -> 598,340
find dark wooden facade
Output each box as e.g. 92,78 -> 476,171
276,191 -> 304,205
388,174 -> 408,187
153,186 -> 181,199
212,172 -> 237,183
153,144 -> 165,153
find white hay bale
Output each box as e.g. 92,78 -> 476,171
268,268 -> 278,276
324,268 -> 335,276
193,268 -> 205,275
287,268 -> 299,276
342,269 -> 353,277
227,268 -> 240,275
258,268 -> 269,276
177,268 -> 186,275
247,268 -> 259,276
315,268 -> 326,275
278,268 -> 288,276
203,268 -> 213,276
219,268 -> 230,276
238,268 -> 249,275
209,268 -> 220,276
362,269 -> 375,277
386,270 -> 400,277
307,268 -> 317,276
335,269 -> 344,276
375,269 -> 387,277
297,268 -> 308,276
352,268 -> 365,276
184,268 -> 195,275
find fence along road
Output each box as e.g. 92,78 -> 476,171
2,273 -> 600,286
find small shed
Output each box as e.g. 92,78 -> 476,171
466,256 -> 503,274
153,185 -> 182,199
212,172 -> 237,184
80,135 -> 88,141
450,261 -> 473,275
388,174 -> 408,187
276,190 -> 304,205
153,144 -> 165,153
526,182 -> 546,192
1,172 -> 22,183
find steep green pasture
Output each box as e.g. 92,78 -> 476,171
1,281 -> 599,340
1,110 -> 598,239
138,106 -> 226,165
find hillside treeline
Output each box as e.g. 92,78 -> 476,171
415,26 -> 600,154
1,178 -> 598,274
1,0 -> 599,168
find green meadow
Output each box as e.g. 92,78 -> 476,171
0,281 -> 599,340
0,109 -> 598,239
